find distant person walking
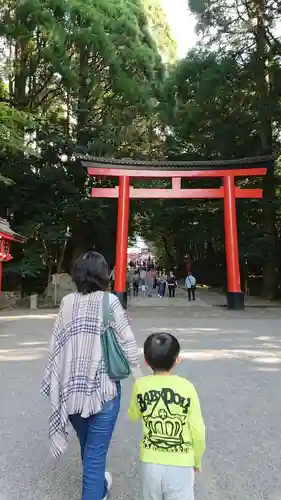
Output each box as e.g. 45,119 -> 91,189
158,270 -> 167,298
185,272 -> 196,301
167,271 -> 177,298
132,270 -> 140,297
127,267 -> 134,299
146,267 -> 156,297
140,267 -> 146,286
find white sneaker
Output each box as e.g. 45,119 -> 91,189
103,471 -> 112,499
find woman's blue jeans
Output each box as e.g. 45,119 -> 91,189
69,386 -> 121,500
159,282 -> 166,297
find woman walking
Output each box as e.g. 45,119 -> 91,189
132,269 -> 140,297
41,251 -> 140,500
145,266 -> 156,297
158,269 -> 167,298
167,270 -> 177,298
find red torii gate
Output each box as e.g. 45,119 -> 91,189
82,155 -> 272,310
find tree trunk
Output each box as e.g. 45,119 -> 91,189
255,0 -> 276,299
161,235 -> 174,265
77,48 -> 90,147
14,39 -> 28,108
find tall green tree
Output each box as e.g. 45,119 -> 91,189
186,0 -> 281,296
137,49 -> 281,295
143,0 -> 177,63
0,79 -> 35,183
0,0 -> 172,290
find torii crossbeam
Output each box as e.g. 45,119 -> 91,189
82,155 -> 273,310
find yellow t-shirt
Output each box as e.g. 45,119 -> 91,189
128,374 -> 206,468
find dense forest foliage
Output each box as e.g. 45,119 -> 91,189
0,0 -> 280,297
136,0 -> 281,297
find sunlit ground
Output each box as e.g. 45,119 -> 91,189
1,320 -> 281,369
0,307 -> 281,499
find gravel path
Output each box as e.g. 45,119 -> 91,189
0,301 -> 281,500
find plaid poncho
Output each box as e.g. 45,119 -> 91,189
41,291 -> 140,457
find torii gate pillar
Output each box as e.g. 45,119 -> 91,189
224,175 -> 244,309
115,175 -> 130,308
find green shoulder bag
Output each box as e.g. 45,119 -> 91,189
101,292 -> 131,381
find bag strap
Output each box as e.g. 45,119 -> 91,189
102,292 -> 113,329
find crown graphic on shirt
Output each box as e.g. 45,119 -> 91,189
144,397 -> 186,447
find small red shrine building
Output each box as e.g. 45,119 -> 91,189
0,218 -> 25,292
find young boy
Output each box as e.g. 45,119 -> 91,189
128,332 -> 206,500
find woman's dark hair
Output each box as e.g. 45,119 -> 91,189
72,251 -> 110,294
144,332 -> 180,372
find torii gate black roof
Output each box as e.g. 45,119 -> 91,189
80,154 -> 275,171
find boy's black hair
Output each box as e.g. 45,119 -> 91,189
144,332 -> 180,372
